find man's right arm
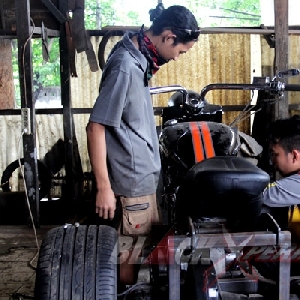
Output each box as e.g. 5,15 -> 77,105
86,121 -> 116,219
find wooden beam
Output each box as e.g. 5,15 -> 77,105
30,26 -> 60,37
0,0 -> 5,30
88,27 -> 300,37
0,28 -> 59,39
58,0 -> 77,208
0,40 -> 15,109
274,0 -> 289,120
6,25 -> 300,40
15,0 -> 40,227
41,0 -> 67,24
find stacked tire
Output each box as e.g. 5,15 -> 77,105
34,225 -> 118,300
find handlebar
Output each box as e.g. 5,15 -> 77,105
197,69 -> 300,101
149,69 -> 300,115
150,85 -> 188,97
199,83 -> 269,102
199,81 -> 300,101
284,84 -> 300,91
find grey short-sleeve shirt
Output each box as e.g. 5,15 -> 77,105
263,173 -> 300,207
89,31 -> 161,197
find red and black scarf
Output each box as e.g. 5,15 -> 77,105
137,25 -> 168,85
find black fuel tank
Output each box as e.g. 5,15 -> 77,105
159,121 -> 239,172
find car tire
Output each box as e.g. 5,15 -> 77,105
34,224 -> 118,300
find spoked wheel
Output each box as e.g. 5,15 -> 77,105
34,224 -> 118,300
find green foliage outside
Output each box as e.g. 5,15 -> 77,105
12,0 -> 261,107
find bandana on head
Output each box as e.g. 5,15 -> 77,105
137,25 -> 168,85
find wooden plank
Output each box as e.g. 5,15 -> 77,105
15,0 -> 40,227
0,39 -> 15,109
0,0 -> 5,30
41,0 -> 66,24
0,28 -> 59,38
31,26 -> 60,37
68,0 -> 76,11
274,0 -> 289,120
72,2 -> 87,52
4,27 -> 300,40
88,27 -> 300,37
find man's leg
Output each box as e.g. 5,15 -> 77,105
119,194 -> 161,285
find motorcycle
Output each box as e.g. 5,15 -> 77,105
34,69 -> 300,300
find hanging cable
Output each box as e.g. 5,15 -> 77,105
17,130 -> 40,270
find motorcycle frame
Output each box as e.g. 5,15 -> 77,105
167,227 -> 291,300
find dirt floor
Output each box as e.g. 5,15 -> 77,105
1,204 -> 300,300
0,225 -> 54,300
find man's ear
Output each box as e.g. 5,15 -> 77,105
292,149 -> 300,162
162,30 -> 176,42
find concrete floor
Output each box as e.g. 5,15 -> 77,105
0,225 -> 54,300
0,224 -> 152,300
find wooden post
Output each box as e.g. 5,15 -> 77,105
0,40 -> 15,109
15,0 -> 40,226
274,0 -> 289,120
58,0 -> 76,209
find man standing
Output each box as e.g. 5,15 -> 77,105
86,4 -> 199,284
87,4 -> 199,233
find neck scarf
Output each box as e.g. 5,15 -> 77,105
137,25 -> 168,85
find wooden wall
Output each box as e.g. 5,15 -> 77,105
1,32 -> 300,192
71,33 -> 253,134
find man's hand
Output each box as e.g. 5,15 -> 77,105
95,188 -> 116,219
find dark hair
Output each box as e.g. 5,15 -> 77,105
149,4 -> 199,44
268,115 -> 300,153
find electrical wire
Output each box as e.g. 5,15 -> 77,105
19,17 -> 39,270
117,282 -> 151,299
230,99 -> 280,126
17,130 -> 40,270
229,90 -> 256,127
229,90 -> 282,127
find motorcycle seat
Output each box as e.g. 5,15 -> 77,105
185,156 -> 270,196
177,156 -> 270,231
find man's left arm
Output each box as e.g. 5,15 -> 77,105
262,175 -> 300,207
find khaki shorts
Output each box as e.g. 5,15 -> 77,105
119,193 -> 161,236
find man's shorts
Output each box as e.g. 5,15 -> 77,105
119,193 -> 161,236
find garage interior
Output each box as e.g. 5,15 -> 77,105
1,0 -> 300,299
